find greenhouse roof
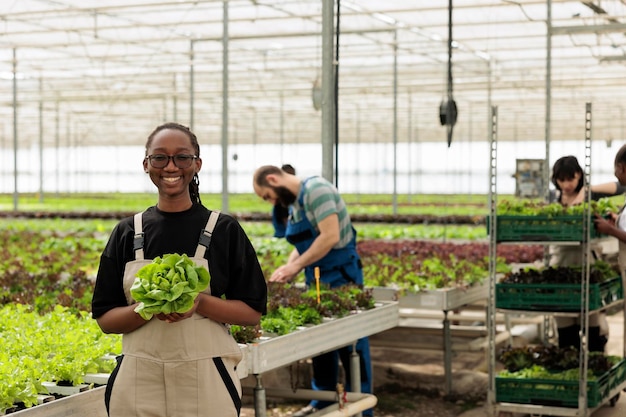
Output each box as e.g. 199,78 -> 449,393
2,0 -> 626,148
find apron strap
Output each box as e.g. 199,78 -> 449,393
133,212 -> 145,260
195,210 -> 220,258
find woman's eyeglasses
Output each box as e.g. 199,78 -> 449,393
146,154 -> 197,169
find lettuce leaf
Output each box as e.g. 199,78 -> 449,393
131,253 -> 210,320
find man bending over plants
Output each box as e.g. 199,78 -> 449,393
253,165 -> 373,417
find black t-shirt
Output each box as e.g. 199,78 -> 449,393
91,204 -> 267,318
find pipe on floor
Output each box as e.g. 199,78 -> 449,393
242,387 -> 377,416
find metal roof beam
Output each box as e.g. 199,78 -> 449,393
551,22 -> 626,34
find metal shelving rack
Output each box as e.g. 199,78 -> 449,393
487,103 -> 626,416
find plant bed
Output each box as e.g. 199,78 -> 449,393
82,374 -> 111,386
6,386 -> 107,417
40,382 -> 89,397
0,305 -> 120,414
371,283 -> 487,311
242,300 -> 399,375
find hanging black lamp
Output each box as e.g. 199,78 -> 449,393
439,0 -> 457,148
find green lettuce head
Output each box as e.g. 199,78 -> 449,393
130,253 -> 210,320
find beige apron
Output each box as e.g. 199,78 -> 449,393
106,211 -> 243,417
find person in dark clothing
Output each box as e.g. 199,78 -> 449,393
549,155 -> 625,352
253,165 -> 373,417
549,155 -> 626,205
92,122 -> 267,417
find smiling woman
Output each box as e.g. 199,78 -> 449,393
141,123 -> 204,211
91,122 -> 268,417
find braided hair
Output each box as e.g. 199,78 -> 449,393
145,122 -> 202,205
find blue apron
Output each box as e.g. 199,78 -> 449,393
284,178 -> 372,416
285,178 -> 363,289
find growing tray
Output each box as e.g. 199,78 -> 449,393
495,358 -> 626,408
371,282 -> 487,311
486,215 -> 601,242
496,276 -> 623,311
243,301 -> 399,375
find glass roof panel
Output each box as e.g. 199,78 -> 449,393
0,1 -> 624,147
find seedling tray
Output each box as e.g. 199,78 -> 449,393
243,301 -> 399,374
370,282 -> 487,311
487,215 -> 600,242
496,276 -> 623,311
495,358 -> 626,408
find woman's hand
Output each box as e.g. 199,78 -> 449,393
155,296 -> 201,323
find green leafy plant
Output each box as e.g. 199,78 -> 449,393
131,253 -> 210,320
0,304 -> 121,412
244,283 -> 376,340
500,260 -> 620,285
497,345 -> 620,380
497,198 -> 619,217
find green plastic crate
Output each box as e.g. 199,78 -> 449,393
609,357 -> 626,391
496,276 -> 623,311
496,358 -> 626,408
486,215 -> 601,242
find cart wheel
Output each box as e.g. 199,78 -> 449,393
610,393 -> 620,406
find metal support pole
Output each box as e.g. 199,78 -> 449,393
544,0 -> 552,201
12,47 -> 18,211
542,57 -> 553,327
321,0 -> 335,183
38,77 -> 44,203
392,30 -> 398,215
487,105 -> 498,413
350,341 -> 362,417
578,102 -> 592,416
172,74 -> 178,122
65,114 -> 70,192
189,40 -> 195,130
355,104 -> 360,198
443,310 -> 452,396
253,374 -> 267,417
221,0 -> 229,212
407,90 -> 412,203
55,101 -> 60,197
280,91 -> 284,162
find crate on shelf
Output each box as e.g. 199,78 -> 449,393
486,215 -> 601,242
495,358 -> 626,408
496,276 -> 623,311
609,356 -> 626,391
